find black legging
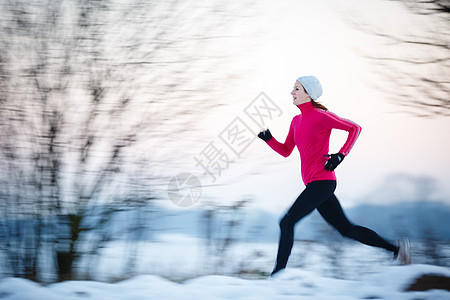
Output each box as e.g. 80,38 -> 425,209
273,180 -> 397,274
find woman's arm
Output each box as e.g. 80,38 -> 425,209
264,120 -> 296,158
321,111 -> 362,156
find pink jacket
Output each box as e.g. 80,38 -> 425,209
266,101 -> 361,185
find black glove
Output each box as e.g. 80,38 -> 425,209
324,153 -> 345,171
258,129 -> 272,141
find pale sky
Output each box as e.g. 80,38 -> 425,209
163,0 -> 450,212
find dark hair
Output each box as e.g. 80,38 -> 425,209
311,99 -> 328,111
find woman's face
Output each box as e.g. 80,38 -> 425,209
291,81 -> 311,106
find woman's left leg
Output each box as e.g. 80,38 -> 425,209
272,180 -> 337,275
317,194 -> 397,253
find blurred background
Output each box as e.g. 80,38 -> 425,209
0,0 -> 448,283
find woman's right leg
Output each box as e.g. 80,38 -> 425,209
317,194 -> 397,252
272,180 -> 336,275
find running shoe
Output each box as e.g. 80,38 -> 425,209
396,237 -> 412,265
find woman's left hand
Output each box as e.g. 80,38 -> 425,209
324,153 -> 345,171
258,129 -> 273,141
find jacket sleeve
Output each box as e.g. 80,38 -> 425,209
321,111 -> 362,156
265,118 -> 296,157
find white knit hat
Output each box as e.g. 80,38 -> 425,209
297,76 -> 323,100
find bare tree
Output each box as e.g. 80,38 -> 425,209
338,0 -> 450,117
0,0 -> 260,281
200,197 -> 251,275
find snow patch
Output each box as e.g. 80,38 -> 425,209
1,265 -> 449,300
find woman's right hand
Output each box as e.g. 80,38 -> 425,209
324,153 -> 345,171
258,129 -> 272,141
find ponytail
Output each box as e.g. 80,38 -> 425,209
311,99 -> 328,111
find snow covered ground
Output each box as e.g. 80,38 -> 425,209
81,234 -> 449,282
2,233 -> 450,299
0,264 -> 449,300
1,235 -> 450,299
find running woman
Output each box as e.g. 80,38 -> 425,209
258,76 -> 411,276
